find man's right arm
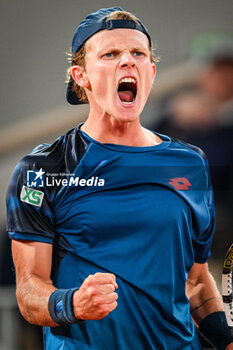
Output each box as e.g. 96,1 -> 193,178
12,239 -> 57,326
12,239 -> 118,326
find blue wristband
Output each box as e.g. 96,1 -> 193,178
199,311 -> 233,350
48,288 -> 79,325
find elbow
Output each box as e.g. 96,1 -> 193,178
15,285 -> 55,327
16,287 -> 34,324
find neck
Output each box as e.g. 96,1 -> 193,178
81,108 -> 162,147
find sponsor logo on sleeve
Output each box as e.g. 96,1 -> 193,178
20,186 -> 44,207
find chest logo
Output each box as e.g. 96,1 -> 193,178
169,177 -> 191,190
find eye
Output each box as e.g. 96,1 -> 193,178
102,51 -> 118,59
133,51 -> 144,57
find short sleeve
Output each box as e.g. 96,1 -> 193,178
192,159 -> 215,263
6,155 -> 56,244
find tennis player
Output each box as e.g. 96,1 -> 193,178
6,7 -> 233,350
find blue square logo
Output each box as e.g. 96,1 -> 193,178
27,168 -> 45,187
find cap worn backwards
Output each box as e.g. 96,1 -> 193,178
66,7 -> 152,105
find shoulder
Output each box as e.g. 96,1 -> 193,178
153,129 -> 206,161
14,125 -> 89,175
12,137 -> 64,185
169,136 -> 208,166
23,127 -> 75,167
8,125 -> 91,197
8,128 -> 71,190
168,137 -> 212,193
154,132 -> 211,188
172,137 -> 206,158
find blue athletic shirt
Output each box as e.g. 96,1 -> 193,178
6,124 -> 215,350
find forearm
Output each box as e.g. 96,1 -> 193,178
186,270 -> 223,325
186,262 -> 233,350
16,273 -> 57,326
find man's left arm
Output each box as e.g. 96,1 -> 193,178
186,262 -> 233,350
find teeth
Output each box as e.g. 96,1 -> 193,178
120,77 -> 136,84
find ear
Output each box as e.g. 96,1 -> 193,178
152,63 -> 156,81
71,65 -> 90,88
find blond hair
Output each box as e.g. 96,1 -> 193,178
66,10 -> 159,103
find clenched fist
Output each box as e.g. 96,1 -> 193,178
73,272 -> 118,320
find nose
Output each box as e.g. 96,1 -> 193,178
119,51 -> 136,69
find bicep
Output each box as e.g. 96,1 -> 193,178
186,262 -> 210,299
187,262 -> 209,286
12,239 -> 53,283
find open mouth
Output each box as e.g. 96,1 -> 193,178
117,77 -> 137,104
